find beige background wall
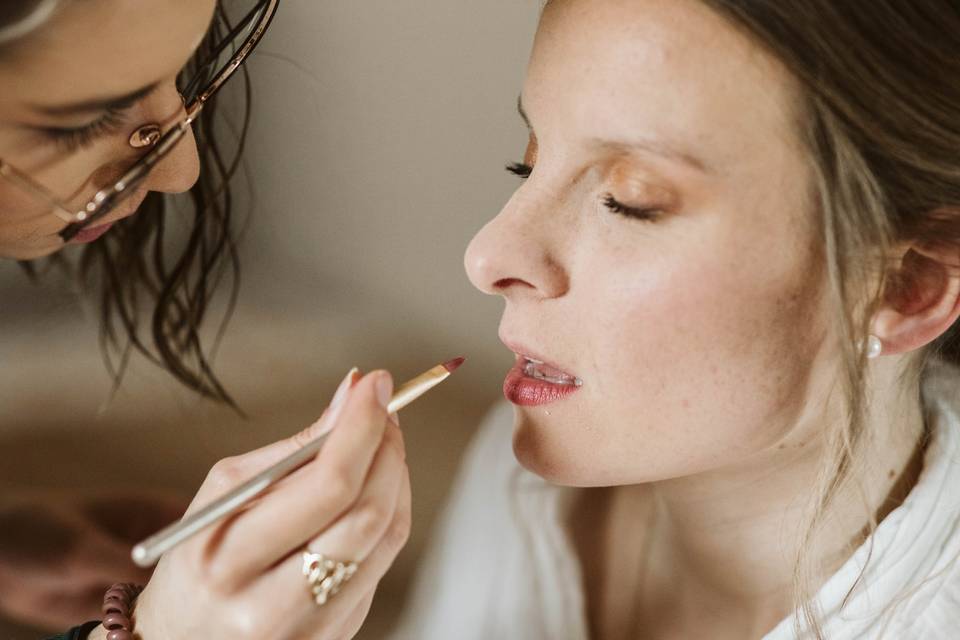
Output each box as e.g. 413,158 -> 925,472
0,1 -> 541,636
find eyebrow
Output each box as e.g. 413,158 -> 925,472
517,95 -> 713,175
30,81 -> 160,117
518,95 -> 533,130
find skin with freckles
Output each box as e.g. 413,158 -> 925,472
468,0 -> 830,488
0,0 -> 212,259
464,0 -> 955,637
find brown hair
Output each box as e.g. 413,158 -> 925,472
698,1 -> 960,636
7,1 -> 249,407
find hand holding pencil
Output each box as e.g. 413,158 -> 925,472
93,362 -> 462,640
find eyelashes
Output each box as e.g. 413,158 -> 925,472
601,194 -> 660,221
505,162 -> 532,179
505,160 -> 660,221
38,106 -> 130,153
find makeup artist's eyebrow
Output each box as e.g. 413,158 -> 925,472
517,95 -> 713,175
30,81 -> 160,117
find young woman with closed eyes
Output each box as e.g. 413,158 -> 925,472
391,1 -> 960,638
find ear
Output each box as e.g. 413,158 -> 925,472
872,242 -> 960,356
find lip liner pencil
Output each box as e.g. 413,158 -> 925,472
131,357 -> 466,568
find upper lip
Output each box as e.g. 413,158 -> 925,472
500,335 -> 579,377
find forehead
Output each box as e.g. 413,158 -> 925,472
0,0 -> 216,110
529,0 -> 805,173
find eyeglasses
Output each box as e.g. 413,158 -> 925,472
0,0 -> 278,243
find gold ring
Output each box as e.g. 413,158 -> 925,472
301,551 -> 358,606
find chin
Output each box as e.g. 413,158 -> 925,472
1,245 -> 59,260
511,412 -> 605,487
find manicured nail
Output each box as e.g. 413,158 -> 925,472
375,373 -> 393,409
331,367 -> 360,409
321,368 -> 360,430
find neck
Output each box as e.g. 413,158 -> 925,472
575,357 -> 929,640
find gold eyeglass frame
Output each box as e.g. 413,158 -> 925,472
0,0 -> 278,242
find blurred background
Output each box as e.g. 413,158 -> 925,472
0,0 -> 540,636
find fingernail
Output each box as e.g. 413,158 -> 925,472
376,373 -> 393,409
322,368 -> 360,431
331,367 -> 360,409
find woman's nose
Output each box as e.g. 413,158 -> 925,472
464,191 -> 570,301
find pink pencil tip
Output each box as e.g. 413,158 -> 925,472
443,357 -> 466,373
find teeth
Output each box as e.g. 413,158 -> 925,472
523,358 -> 583,387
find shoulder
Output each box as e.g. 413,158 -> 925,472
889,555 -> 960,638
883,360 -> 960,637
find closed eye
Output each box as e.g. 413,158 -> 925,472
38,106 -> 130,152
32,85 -> 154,152
603,194 -> 660,221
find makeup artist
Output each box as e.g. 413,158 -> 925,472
0,1 -> 412,638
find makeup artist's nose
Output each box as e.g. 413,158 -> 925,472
141,85 -> 200,194
92,83 -> 200,195
464,193 -> 569,301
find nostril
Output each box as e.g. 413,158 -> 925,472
494,277 -> 534,290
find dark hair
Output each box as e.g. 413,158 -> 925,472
697,1 -> 960,637
8,1 -> 249,407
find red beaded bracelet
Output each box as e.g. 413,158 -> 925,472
100,583 -> 144,640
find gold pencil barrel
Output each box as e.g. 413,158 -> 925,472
387,364 -> 450,414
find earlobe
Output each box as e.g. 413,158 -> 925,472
872,245 -> 960,356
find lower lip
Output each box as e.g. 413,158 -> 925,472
503,360 -> 582,407
69,221 -> 115,244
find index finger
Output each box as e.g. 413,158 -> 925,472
201,371 -> 395,588
185,368 -> 362,517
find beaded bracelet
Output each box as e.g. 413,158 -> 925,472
100,583 -> 144,640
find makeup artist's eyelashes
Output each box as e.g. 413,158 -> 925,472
602,194 -> 660,222
39,107 -> 129,152
506,162 -> 533,179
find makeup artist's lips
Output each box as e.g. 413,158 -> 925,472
66,189 -> 149,244
70,221 -> 116,244
501,339 -> 583,407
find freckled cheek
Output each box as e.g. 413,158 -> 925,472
580,253 -> 819,438
579,264 -> 722,412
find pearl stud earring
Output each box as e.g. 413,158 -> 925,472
866,335 -> 883,359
